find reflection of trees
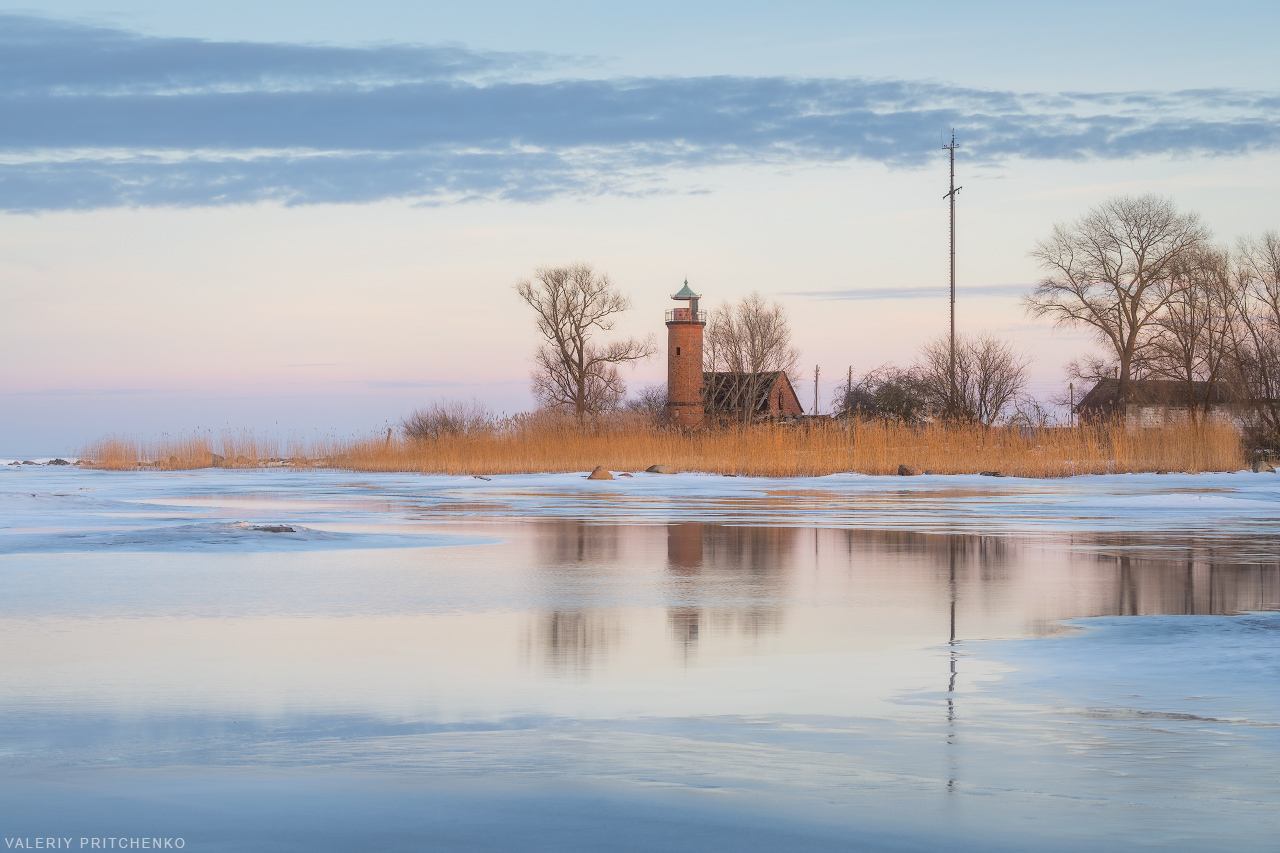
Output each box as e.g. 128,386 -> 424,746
522,520 -> 1280,675
533,520 -> 622,568
525,522 -> 628,677
668,606 -> 700,651
526,609 -> 619,677
1095,538 -> 1280,615
829,528 -> 1280,621
833,529 -> 1018,629
665,524 -> 795,652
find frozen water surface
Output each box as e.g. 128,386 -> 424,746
1,467 -> 1279,851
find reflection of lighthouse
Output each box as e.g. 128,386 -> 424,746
666,523 -> 704,652
665,280 -> 706,427
666,523 -> 704,571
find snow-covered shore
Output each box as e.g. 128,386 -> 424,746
3,465 -> 1277,543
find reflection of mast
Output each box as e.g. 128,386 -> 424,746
947,536 -> 959,793
1185,557 -> 1194,614
1118,554 -> 1136,615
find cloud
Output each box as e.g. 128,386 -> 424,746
792,284 -> 1033,301
360,378 -> 526,389
7,386 -> 180,396
2,15 -> 1279,211
0,14 -> 546,95
361,379 -> 471,389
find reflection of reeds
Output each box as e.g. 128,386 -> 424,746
80,414 -> 1246,477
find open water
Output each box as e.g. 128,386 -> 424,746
1,468 -> 1278,851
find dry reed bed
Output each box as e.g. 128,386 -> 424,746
81,420 -> 1246,478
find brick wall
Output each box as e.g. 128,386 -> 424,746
666,320 -> 704,427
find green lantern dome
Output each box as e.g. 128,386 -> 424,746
672,279 -> 700,300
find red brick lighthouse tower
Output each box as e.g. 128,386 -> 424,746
665,280 -> 706,427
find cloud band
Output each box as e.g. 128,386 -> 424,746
2,15 -> 1278,211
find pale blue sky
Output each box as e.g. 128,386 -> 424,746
6,0 -> 1277,88
2,2 -> 1278,453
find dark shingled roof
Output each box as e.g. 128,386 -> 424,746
704,371 -> 797,415
1077,379 -> 1234,413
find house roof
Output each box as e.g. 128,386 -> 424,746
704,371 -> 796,414
1077,379 -> 1234,412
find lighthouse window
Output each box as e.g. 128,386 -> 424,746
676,347 -> 681,355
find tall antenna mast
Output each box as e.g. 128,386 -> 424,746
813,364 -> 820,416
942,130 -> 962,416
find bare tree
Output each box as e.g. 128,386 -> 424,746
915,332 -> 1030,425
515,264 -> 655,420
1064,352 -> 1120,385
1143,246 -> 1239,422
1024,194 -> 1211,407
1007,397 -> 1055,428
703,292 -> 800,422
1231,232 -> 1280,441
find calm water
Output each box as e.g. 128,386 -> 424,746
2,470 -> 1279,851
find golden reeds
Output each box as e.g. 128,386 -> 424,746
80,416 -> 1247,478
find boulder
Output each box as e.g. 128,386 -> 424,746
1156,469 -> 1169,475
645,464 -> 677,474
979,470 -> 1004,477
1252,458 -> 1276,473
47,458 -> 70,466
897,464 -> 921,476
618,472 -> 633,478
210,453 -> 225,468
587,466 -> 614,480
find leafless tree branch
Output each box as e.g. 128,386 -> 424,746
704,292 -> 800,422
1023,194 -> 1211,405
515,263 -> 656,420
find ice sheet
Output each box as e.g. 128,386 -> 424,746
2,466 -> 1278,851
0,520 -> 488,554
3,467 -> 1279,544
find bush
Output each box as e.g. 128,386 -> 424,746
624,383 -> 668,426
402,399 -> 495,441
837,365 -> 928,423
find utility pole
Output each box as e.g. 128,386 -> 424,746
943,131 -> 962,417
813,365 -> 820,415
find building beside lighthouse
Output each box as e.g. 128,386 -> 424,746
664,281 -> 804,426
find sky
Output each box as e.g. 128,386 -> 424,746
2,1 -> 1279,454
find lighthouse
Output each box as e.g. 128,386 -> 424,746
665,280 -> 706,427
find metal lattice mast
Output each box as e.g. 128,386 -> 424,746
813,364 -> 820,415
942,131 -> 962,416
